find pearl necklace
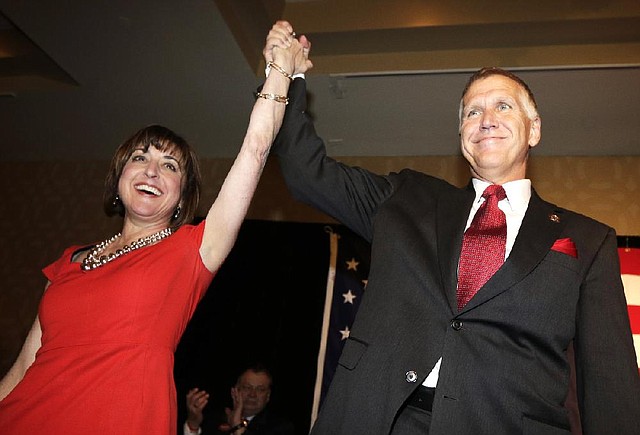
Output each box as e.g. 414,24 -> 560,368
81,228 -> 173,271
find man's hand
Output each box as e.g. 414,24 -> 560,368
225,385 -> 245,427
263,20 -> 312,76
186,387 -> 209,429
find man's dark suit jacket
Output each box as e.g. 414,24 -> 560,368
272,79 -> 640,434
201,407 -> 295,435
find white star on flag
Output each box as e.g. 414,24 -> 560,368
342,290 -> 356,304
346,258 -> 359,271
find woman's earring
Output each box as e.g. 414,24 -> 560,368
172,206 -> 181,220
112,194 -> 120,207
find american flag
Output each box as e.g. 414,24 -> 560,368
619,247 -> 640,372
311,226 -> 370,425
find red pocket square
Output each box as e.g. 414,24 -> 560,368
551,238 -> 578,258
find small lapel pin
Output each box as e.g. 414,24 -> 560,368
549,214 -> 560,223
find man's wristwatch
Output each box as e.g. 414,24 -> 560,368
229,418 -> 248,433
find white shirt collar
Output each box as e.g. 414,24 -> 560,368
470,178 -> 531,214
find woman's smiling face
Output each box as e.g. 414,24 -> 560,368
118,145 -> 183,225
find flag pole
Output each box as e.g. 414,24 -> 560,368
310,227 -> 339,427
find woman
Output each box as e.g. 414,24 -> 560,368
0,22 -> 311,434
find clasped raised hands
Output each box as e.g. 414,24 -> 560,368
263,20 -> 313,78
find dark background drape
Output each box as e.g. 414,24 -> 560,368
174,219 -> 360,434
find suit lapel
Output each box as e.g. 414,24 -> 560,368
437,182 -> 475,313
460,190 -> 567,312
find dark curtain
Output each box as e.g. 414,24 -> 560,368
174,219 -> 344,434
619,235 -> 640,249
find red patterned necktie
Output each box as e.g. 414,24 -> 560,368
457,184 -> 507,310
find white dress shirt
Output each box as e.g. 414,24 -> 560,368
423,178 -> 532,387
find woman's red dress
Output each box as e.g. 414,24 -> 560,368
0,222 -> 214,434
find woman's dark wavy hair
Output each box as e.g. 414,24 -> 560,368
103,125 -> 202,229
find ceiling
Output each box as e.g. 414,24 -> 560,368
0,0 -> 639,162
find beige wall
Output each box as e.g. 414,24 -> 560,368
1,155 -> 638,375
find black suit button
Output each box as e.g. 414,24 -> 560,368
451,320 -> 463,330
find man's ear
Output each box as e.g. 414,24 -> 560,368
528,116 -> 541,148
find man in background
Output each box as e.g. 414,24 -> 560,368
183,363 -> 295,435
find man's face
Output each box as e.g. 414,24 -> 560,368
459,75 -> 540,184
237,371 -> 271,417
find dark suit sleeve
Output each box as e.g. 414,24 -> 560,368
272,78 -> 392,241
245,409 -> 295,435
573,227 -> 640,433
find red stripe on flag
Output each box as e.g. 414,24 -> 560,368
618,247 -> 640,275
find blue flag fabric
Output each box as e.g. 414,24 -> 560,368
311,226 -> 370,424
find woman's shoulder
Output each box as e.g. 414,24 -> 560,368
174,219 -> 206,240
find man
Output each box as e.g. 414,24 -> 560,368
183,363 -> 294,435
265,21 -> 640,435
